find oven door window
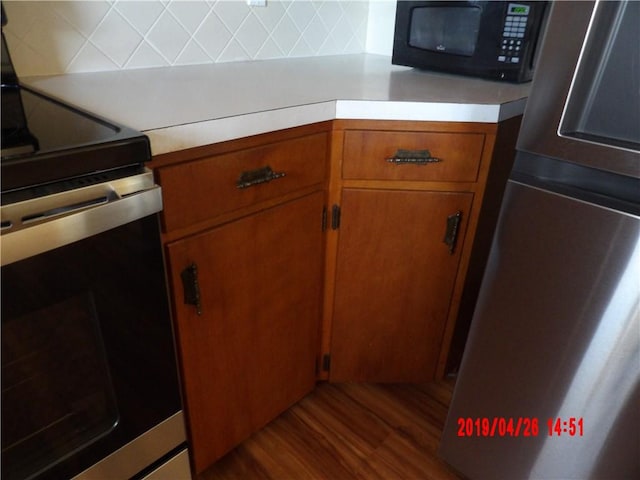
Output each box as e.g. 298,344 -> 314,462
2,294 -> 118,480
409,6 -> 482,56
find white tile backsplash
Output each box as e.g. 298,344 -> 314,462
2,0 -> 371,76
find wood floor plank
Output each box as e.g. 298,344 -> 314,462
356,432 -> 460,480
199,381 -> 462,480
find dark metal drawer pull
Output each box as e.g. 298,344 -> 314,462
386,149 -> 442,165
181,263 -> 202,315
236,165 -> 286,189
444,211 -> 462,255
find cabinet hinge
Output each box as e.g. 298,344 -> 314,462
443,210 -> 463,255
322,205 -> 328,232
322,354 -> 331,372
331,204 -> 341,230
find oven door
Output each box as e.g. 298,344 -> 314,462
1,171 -> 186,480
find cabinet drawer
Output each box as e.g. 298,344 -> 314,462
158,132 -> 327,232
342,130 -> 485,182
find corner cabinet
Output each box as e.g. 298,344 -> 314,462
152,117 -> 521,474
321,118 -> 521,383
152,124 -> 330,475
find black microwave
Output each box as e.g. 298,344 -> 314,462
392,1 -> 549,83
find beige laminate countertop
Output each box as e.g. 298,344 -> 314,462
22,54 -> 531,156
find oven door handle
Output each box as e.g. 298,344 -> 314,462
0,171 -> 162,266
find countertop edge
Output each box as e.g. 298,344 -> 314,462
146,102 -> 337,156
146,98 -> 526,156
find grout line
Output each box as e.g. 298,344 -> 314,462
8,0 -> 370,75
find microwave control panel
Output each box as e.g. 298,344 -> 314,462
498,3 -> 531,65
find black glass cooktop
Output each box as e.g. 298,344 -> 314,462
1,85 -> 150,196
2,87 -> 119,156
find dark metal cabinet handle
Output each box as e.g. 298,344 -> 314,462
444,211 -> 462,255
386,149 -> 442,165
236,165 -> 286,189
181,263 -> 202,315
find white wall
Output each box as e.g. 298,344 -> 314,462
365,0 -> 396,56
3,0 -> 377,77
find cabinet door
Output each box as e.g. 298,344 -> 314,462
166,192 -> 324,474
330,188 -> 472,382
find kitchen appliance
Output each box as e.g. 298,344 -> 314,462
1,6 -> 190,480
439,1 -> 639,478
392,1 -> 548,83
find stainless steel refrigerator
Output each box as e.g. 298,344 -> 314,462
439,1 -> 639,478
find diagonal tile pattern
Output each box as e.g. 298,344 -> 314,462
2,0 -> 369,76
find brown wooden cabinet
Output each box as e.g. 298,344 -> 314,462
152,117 -> 520,474
165,192 -> 324,473
329,188 -> 472,382
153,125 -> 330,475
321,119 -> 521,383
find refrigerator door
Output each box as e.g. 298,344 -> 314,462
517,0 -> 639,177
439,180 -> 640,479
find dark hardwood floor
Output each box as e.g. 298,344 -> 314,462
199,381 -> 463,480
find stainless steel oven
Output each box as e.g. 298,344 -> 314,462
1,6 -> 189,479
1,172 -> 189,480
